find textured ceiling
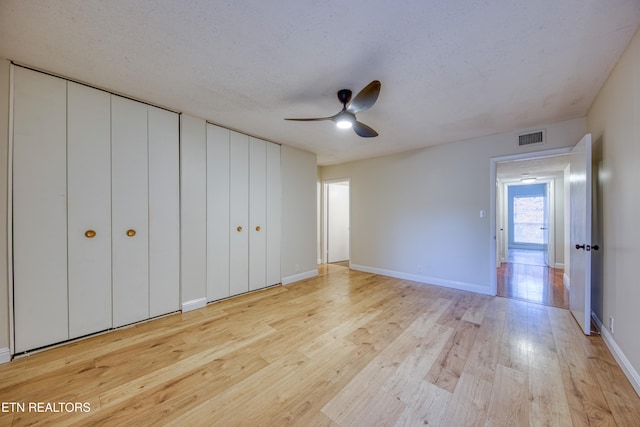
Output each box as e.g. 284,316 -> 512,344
1,1 -> 639,165
497,154 -> 571,181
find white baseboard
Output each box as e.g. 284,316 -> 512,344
593,314 -> 640,397
317,258 -> 322,265
282,269 -> 318,285
563,273 -> 570,291
555,262 -> 565,269
181,297 -> 207,313
0,347 -> 10,364
350,264 -> 493,296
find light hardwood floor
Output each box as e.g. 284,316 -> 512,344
1,264 -> 638,426
497,249 -> 568,309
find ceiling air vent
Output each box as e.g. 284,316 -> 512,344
518,130 -> 545,146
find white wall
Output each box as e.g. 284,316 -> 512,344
587,26 -> 640,393
281,145 -> 318,283
320,118 -> 585,295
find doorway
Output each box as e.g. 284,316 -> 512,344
507,182 -> 549,264
323,179 -> 350,266
492,151 -> 570,308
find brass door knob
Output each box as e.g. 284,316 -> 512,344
255,226 -> 261,232
85,230 -> 96,238
126,229 -> 136,237
237,226 -> 243,232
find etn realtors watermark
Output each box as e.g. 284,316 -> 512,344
2,401 -> 91,413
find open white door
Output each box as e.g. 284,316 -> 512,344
569,134 -> 592,335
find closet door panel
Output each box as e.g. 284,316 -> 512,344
12,67 -> 68,352
148,106 -> 180,317
206,124 -> 231,301
266,142 -> 282,286
111,96 -> 149,327
67,82 -> 112,338
229,131 -> 249,296
249,137 -> 267,291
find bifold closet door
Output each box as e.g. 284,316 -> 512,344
249,137 -> 267,291
266,142 -> 282,286
12,67 -> 68,353
229,131 -> 249,296
207,124 -> 231,301
148,107 -> 180,317
67,82 -> 112,338
111,96 -> 150,327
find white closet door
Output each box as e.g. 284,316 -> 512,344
266,142 -> 282,286
249,137 -> 267,291
13,67 -> 69,352
229,131 -> 249,296
111,96 -> 149,327
207,124 -> 231,301
148,106 -> 180,317
67,82 -> 112,338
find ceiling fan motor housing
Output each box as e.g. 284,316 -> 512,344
337,89 -> 352,105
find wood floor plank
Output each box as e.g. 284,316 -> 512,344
529,353 -> 573,427
425,319 -> 480,393
441,371 -> 493,426
1,263 -> 639,426
485,364 -> 529,427
463,297 -> 507,383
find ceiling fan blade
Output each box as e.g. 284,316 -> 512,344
284,117 -> 333,121
347,80 -> 381,113
353,121 -> 378,138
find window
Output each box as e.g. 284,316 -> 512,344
508,183 -> 547,250
513,195 -> 544,244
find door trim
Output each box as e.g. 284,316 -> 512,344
6,64 -> 15,356
322,178 -> 350,265
500,179 -> 556,266
489,147 -> 572,296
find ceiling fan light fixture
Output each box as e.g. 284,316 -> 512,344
336,119 -> 353,129
284,80 -> 380,137
334,111 -> 355,129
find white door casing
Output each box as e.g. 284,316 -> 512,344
327,182 -> 350,263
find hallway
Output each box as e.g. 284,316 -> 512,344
497,249 -> 568,309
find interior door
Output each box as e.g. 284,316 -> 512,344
327,182 -> 350,263
249,137 -> 267,291
265,142 -> 282,286
207,123 -> 231,301
12,67 -> 69,352
148,106 -> 180,317
569,134 -> 592,335
67,82 -> 112,338
111,96 -> 150,327
542,182 -> 550,266
229,131 -> 249,296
